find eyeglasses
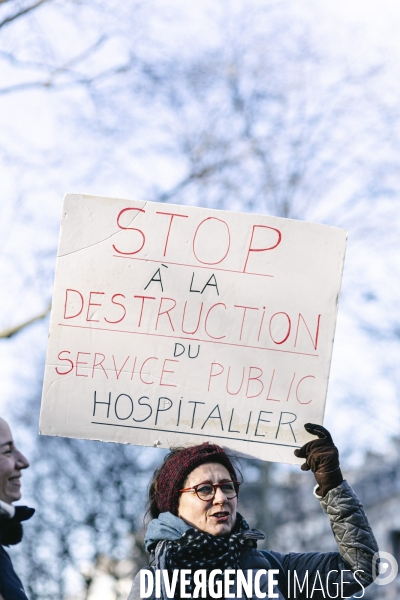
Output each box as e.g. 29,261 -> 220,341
179,480 -> 241,501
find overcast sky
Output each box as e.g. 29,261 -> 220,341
1,0 -> 400,468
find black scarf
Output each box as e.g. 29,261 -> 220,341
0,506 -> 35,546
161,513 -> 264,596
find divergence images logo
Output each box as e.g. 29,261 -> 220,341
372,551 -> 399,586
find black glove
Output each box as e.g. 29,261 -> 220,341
294,423 -> 343,497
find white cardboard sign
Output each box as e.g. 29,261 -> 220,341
39,194 -> 347,463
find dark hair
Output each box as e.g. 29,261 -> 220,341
146,444 -> 242,520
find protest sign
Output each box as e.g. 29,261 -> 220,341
39,194 -> 347,463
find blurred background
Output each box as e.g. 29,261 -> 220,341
1,0 -> 400,598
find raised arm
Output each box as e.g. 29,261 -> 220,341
271,480 -> 378,599
269,424 -> 378,599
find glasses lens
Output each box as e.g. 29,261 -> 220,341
196,484 -> 214,500
220,482 -> 237,498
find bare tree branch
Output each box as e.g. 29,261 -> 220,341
0,33 -> 107,72
0,58 -> 133,95
0,33 -> 112,95
0,304 -> 50,339
0,0 -> 50,29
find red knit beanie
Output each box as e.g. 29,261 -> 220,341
155,443 -> 237,515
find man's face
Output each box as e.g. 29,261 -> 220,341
0,418 -> 29,504
178,462 -> 238,536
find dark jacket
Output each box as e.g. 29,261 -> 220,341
0,545 -> 29,600
128,480 -> 378,599
0,506 -> 33,600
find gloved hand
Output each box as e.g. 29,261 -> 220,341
294,423 -> 343,497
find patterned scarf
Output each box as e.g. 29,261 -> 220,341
149,513 -> 265,598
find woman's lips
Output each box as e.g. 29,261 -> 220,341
211,511 -> 230,522
8,476 -> 21,487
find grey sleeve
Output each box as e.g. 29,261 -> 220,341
269,480 -> 379,599
127,568 -> 155,600
318,479 -> 379,586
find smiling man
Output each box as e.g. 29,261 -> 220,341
0,417 -> 34,600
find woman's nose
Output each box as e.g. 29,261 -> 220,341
213,486 -> 228,503
16,449 -> 29,469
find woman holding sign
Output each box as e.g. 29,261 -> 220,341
128,425 -> 378,600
